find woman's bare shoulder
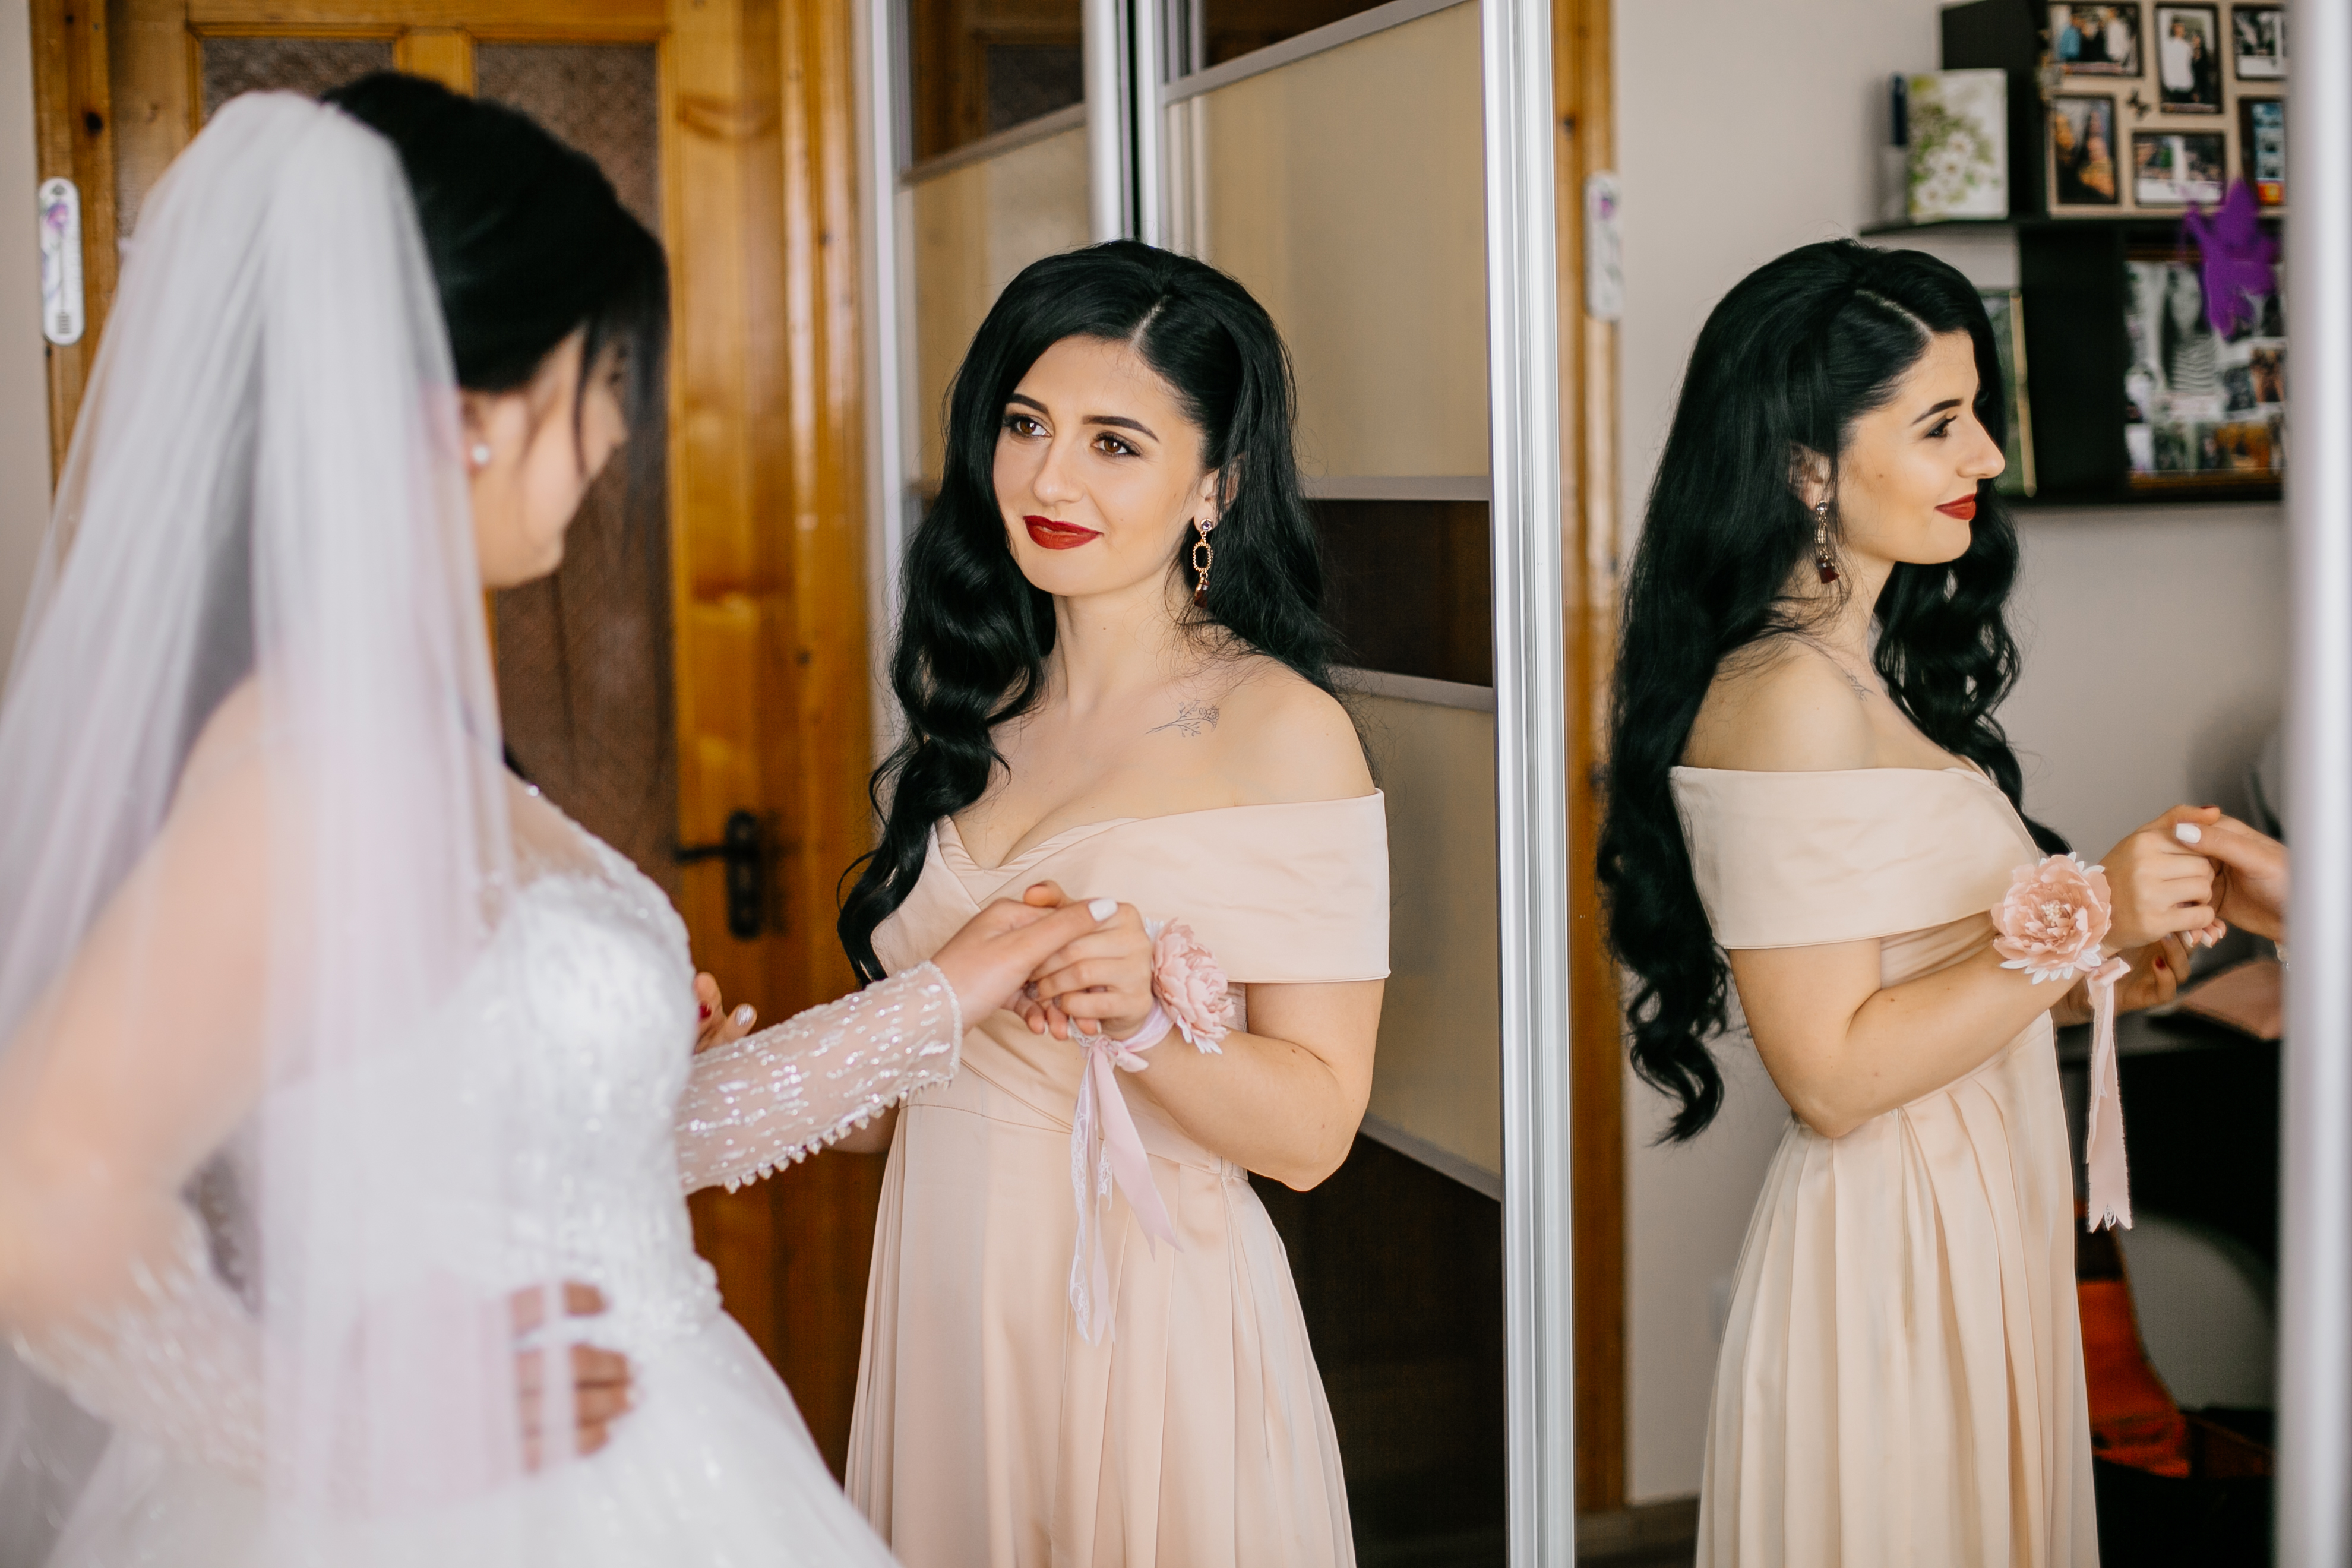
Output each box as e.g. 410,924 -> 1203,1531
1200,656 -> 1374,805
1681,636 -> 1873,773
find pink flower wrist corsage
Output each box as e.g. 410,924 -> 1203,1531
1991,852 -> 2115,981
1147,919 -> 1233,1052
1994,852 -> 2135,1231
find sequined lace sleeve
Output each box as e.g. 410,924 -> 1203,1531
674,962 -> 963,1194
10,1206 -> 263,1482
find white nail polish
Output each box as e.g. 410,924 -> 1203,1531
1088,898 -> 1117,921
732,1004 -> 755,1028
2174,823 -> 2202,845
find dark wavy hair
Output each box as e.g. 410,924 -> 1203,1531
1597,239 -> 2065,1142
325,71 -> 668,441
839,241 -> 1335,980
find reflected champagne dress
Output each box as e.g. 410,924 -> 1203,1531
1672,767 -> 2097,1567
847,795 -> 1390,1568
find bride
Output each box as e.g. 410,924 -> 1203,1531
0,77 -> 1123,1565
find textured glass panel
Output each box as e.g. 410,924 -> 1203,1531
475,45 -> 678,895
907,0 -> 1084,163
1171,1 -> 1485,479
476,45 -> 660,230
198,37 -> 394,122
908,125 -> 1088,488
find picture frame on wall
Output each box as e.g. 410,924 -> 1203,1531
1905,69 -> 2010,220
2051,5 -> 2144,75
2232,4 -> 2286,79
2050,95 -> 2122,204
1981,290 -> 2038,497
2155,4 -> 2225,112
2134,129 -> 2228,204
2240,96 -> 2285,204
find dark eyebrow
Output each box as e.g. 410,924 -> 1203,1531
1911,397 -> 1964,425
1001,394 -> 1157,442
1087,415 -> 1158,440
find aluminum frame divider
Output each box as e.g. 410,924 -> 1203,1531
1129,0 -> 1164,245
1480,0 -> 1574,1560
858,0 -> 912,760
2280,0 -> 2352,1557
1083,0 -> 1127,241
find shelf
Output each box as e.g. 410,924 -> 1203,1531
1863,212 -> 2284,238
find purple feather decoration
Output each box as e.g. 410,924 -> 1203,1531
2181,180 -> 2280,338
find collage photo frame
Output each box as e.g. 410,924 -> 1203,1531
2046,4 -> 2285,216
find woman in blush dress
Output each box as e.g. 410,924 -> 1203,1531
833,241 -> 1386,1567
1598,241 -> 2221,1567
0,75 -> 1128,1567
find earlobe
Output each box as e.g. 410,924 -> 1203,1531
1786,445 -> 1832,510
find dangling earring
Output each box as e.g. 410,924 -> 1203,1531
1813,500 -> 1839,585
1191,517 -> 1216,607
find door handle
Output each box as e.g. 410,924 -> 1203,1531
677,808 -> 766,940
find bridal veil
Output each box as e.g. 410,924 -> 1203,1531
0,93 -> 557,1560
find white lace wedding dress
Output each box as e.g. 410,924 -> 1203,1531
31,795 -> 953,1566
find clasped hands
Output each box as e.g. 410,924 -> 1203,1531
691,880 -> 1159,1056
2052,802 -> 2283,1025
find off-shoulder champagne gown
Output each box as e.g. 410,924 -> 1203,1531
848,795 -> 1390,1568
1672,767 -> 2097,1567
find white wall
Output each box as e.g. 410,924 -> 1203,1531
0,0 -> 49,675
1613,0 -> 2288,1503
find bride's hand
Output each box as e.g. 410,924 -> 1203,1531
2054,934 -> 2191,1024
1022,899 -> 1156,1042
930,886 -> 1123,1023
509,1281 -> 633,1469
693,973 -> 757,1054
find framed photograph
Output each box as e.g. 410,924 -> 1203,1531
2232,4 -> 2285,78
2052,5 -> 2144,75
1980,290 -> 2038,497
2155,5 -> 2224,112
2050,96 -> 2122,204
2134,130 -> 2228,204
2240,96 -> 2285,204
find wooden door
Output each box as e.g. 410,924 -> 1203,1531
34,0 -> 884,1473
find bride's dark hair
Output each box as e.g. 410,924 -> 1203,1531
1598,239 -> 2066,1142
838,240 -> 1334,981
324,72 -> 668,434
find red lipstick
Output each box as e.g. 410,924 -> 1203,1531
1023,514 -> 1101,550
1935,495 -> 1978,521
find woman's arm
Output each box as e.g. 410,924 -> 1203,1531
1130,976 -> 1382,1190
675,893 -> 1126,1186
1735,807 -> 2219,1139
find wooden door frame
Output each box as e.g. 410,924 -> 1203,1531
34,0 -> 877,1465
1554,0 -> 1625,1518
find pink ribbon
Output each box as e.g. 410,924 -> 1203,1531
1067,1006 -> 1178,1344
2084,954 -> 2134,1232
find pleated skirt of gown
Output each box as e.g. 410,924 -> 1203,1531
845,1024 -> 1354,1568
1697,922 -> 2098,1567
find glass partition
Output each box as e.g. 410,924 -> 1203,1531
906,122 -> 1089,489
1166,0 -> 1485,483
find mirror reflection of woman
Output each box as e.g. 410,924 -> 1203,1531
767,241 -> 1387,1567
0,76 -> 1124,1564
1600,242 -> 2218,1566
